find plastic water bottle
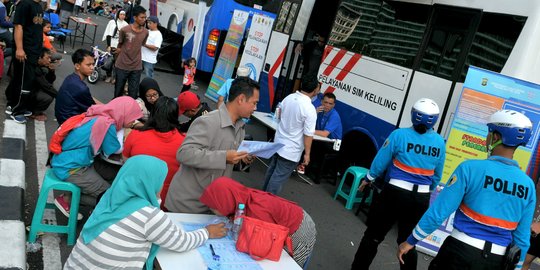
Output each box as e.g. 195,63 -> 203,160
273,102 -> 282,122
232,203 -> 245,241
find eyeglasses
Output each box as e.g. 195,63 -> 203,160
146,93 -> 159,99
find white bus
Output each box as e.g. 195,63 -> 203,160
304,0 -> 540,171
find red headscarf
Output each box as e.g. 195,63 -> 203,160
200,177 -> 304,234
79,96 -> 142,155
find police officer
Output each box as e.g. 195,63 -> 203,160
398,110 -> 536,270
351,98 -> 446,270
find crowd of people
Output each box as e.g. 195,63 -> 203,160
3,1 -> 539,270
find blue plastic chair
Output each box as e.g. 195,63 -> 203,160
48,12 -> 72,35
333,166 -> 371,210
28,169 -> 81,245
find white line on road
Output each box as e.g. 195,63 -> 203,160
35,121 -> 63,270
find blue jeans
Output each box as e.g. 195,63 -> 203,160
143,61 -> 155,78
263,153 -> 297,195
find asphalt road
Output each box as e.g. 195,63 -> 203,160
0,11 -> 493,270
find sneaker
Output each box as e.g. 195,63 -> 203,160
10,114 -> 27,124
54,194 -> 83,221
23,111 -> 33,117
5,105 -> 11,115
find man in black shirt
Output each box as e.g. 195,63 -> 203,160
177,91 -> 211,133
59,0 -> 74,25
5,0 -> 43,124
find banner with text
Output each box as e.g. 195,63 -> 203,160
205,10 -> 249,101
417,66 -> 540,256
239,14 -> 274,82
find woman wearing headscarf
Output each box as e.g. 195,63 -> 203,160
136,77 -> 163,123
51,96 -> 142,219
200,177 -> 317,268
124,96 -> 185,210
102,10 -> 128,83
64,155 -> 227,269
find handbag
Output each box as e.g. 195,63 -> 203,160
235,216 -> 293,261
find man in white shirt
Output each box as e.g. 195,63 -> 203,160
263,76 -> 320,195
142,15 -> 162,78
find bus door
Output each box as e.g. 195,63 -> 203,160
398,5 -> 482,132
258,0 -> 302,113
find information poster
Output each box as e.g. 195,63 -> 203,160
205,10 -> 249,101
239,14 -> 274,82
417,66 -> 540,256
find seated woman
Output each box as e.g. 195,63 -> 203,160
51,96 -> 142,218
135,77 -> 163,124
200,177 -> 317,268
123,96 -> 185,210
64,155 -> 227,269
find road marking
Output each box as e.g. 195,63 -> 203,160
0,159 -> 25,188
35,121 -> 63,270
0,220 -> 26,269
3,119 -> 26,142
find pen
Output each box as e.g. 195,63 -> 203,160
210,244 -> 216,257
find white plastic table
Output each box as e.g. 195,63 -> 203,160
155,213 -> 301,270
251,111 -> 334,143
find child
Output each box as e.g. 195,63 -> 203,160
181,57 -> 196,92
42,20 -> 63,81
54,49 -> 101,125
142,16 -> 162,78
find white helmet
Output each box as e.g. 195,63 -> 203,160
411,98 -> 440,129
487,110 -> 532,147
236,66 -> 250,77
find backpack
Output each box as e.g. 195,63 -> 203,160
49,113 -> 86,154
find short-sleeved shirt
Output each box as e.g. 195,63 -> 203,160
51,119 -> 120,180
275,91 -> 317,162
217,78 -> 234,101
316,108 -> 342,140
13,0 -> 43,63
141,29 -> 162,64
115,24 -> 149,71
55,73 -> 95,125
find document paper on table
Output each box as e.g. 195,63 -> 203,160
181,222 -> 263,270
237,141 -> 284,159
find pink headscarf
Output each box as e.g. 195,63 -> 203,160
79,96 -> 142,155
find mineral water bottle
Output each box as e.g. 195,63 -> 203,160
273,102 -> 282,122
232,203 -> 245,241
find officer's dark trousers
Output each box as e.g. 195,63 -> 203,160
429,236 -> 504,270
351,184 -> 430,270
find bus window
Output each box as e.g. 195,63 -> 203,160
274,1 -> 300,34
283,3 -> 298,34
274,1 -> 291,32
417,8 -> 480,81
461,13 -> 526,80
328,0 -> 429,69
233,0 -> 281,13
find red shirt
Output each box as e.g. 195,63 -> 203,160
123,129 -> 185,203
183,65 -> 196,85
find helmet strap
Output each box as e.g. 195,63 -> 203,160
487,133 -> 503,157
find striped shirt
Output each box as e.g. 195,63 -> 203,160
64,206 -> 209,269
